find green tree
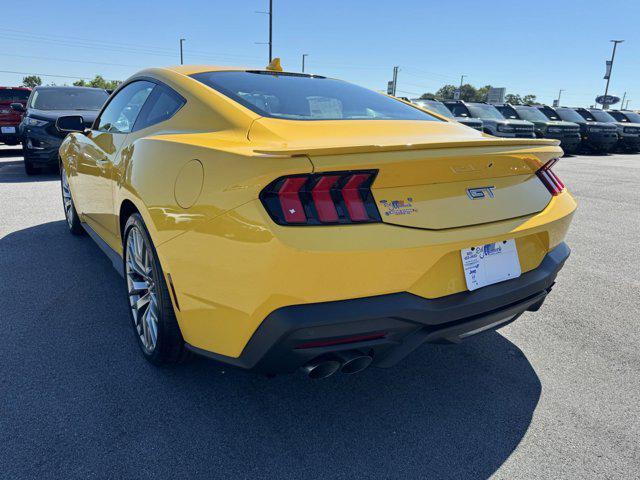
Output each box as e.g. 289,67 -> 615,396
434,84 -> 457,101
505,93 -> 523,105
74,75 -> 121,91
22,75 -> 42,88
475,85 -> 493,102
521,94 -> 537,105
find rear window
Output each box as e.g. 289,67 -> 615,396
0,89 -> 30,102
191,71 -> 440,121
29,88 -> 109,111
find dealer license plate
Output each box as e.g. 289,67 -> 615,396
461,239 -> 521,291
1,126 -> 16,134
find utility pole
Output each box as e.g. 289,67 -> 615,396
302,54 -> 309,73
620,91 -> 627,110
459,75 -> 466,90
556,89 -> 564,106
602,39 -> 624,110
179,38 -> 185,65
392,66 -> 399,96
256,0 -> 273,62
269,0 -> 273,62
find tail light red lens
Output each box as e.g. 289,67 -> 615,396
260,171 -> 381,226
536,159 -> 565,196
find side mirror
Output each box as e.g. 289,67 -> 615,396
56,115 -> 85,133
10,103 -> 25,112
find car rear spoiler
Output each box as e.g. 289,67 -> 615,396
252,137 -> 561,157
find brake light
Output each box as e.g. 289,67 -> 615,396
536,159 -> 565,196
260,171 -> 381,225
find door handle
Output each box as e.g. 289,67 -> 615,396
96,157 -> 109,165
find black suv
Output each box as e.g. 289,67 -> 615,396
14,86 -> 109,174
536,105 -> 617,153
443,101 -> 534,138
412,98 -> 483,130
575,108 -> 640,153
495,104 -> 581,154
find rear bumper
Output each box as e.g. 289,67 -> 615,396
188,242 -> 570,374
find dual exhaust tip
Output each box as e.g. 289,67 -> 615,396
302,351 -> 373,379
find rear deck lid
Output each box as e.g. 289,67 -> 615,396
250,118 -> 561,230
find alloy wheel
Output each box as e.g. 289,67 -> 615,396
125,226 -> 159,353
61,169 -> 74,227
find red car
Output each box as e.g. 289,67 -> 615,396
0,87 -> 31,146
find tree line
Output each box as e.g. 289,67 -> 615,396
22,75 -> 121,91
420,83 -> 537,105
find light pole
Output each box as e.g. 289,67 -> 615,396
556,89 -> 564,106
179,38 -> 185,65
392,66 -> 399,96
602,39 -> 624,110
456,75 -> 466,100
302,54 -> 309,73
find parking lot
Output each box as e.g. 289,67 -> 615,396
0,144 -> 638,479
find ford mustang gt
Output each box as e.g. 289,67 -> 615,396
58,62 -> 576,379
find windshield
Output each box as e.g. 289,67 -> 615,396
495,105 -> 519,119
515,106 -> 549,122
0,89 -> 30,103
191,71 -> 440,121
467,104 -> 505,120
538,106 -> 560,121
589,109 -> 617,123
413,100 -> 454,118
29,88 -> 109,111
556,108 -> 586,123
620,111 -> 640,123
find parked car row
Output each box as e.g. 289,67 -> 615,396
411,98 -> 640,155
0,85 -> 109,174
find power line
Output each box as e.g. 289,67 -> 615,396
0,69 -> 118,82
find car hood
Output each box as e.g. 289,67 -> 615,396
498,119 -> 534,127
546,121 -> 580,127
456,117 -> 482,124
579,120 -> 617,129
26,109 -> 100,122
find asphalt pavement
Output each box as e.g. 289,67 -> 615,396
0,145 -> 638,479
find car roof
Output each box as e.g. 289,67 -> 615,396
164,65 -> 313,77
33,85 -> 107,91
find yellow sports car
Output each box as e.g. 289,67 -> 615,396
58,62 -> 576,379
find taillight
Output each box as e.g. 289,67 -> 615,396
260,171 -> 381,226
536,159 -> 565,196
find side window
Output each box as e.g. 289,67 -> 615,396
133,85 -> 185,131
96,81 -> 155,134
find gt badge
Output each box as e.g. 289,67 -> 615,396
466,186 -> 495,200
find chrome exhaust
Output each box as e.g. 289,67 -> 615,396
301,358 -> 341,379
335,351 -> 373,375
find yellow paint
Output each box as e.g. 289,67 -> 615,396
60,65 -> 577,359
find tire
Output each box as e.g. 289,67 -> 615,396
60,167 -> 84,235
24,158 -> 37,175
123,213 -> 189,365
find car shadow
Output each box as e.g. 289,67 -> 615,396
0,221 -> 542,479
0,146 -> 23,157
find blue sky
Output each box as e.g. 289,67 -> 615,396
1,0 -> 639,107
